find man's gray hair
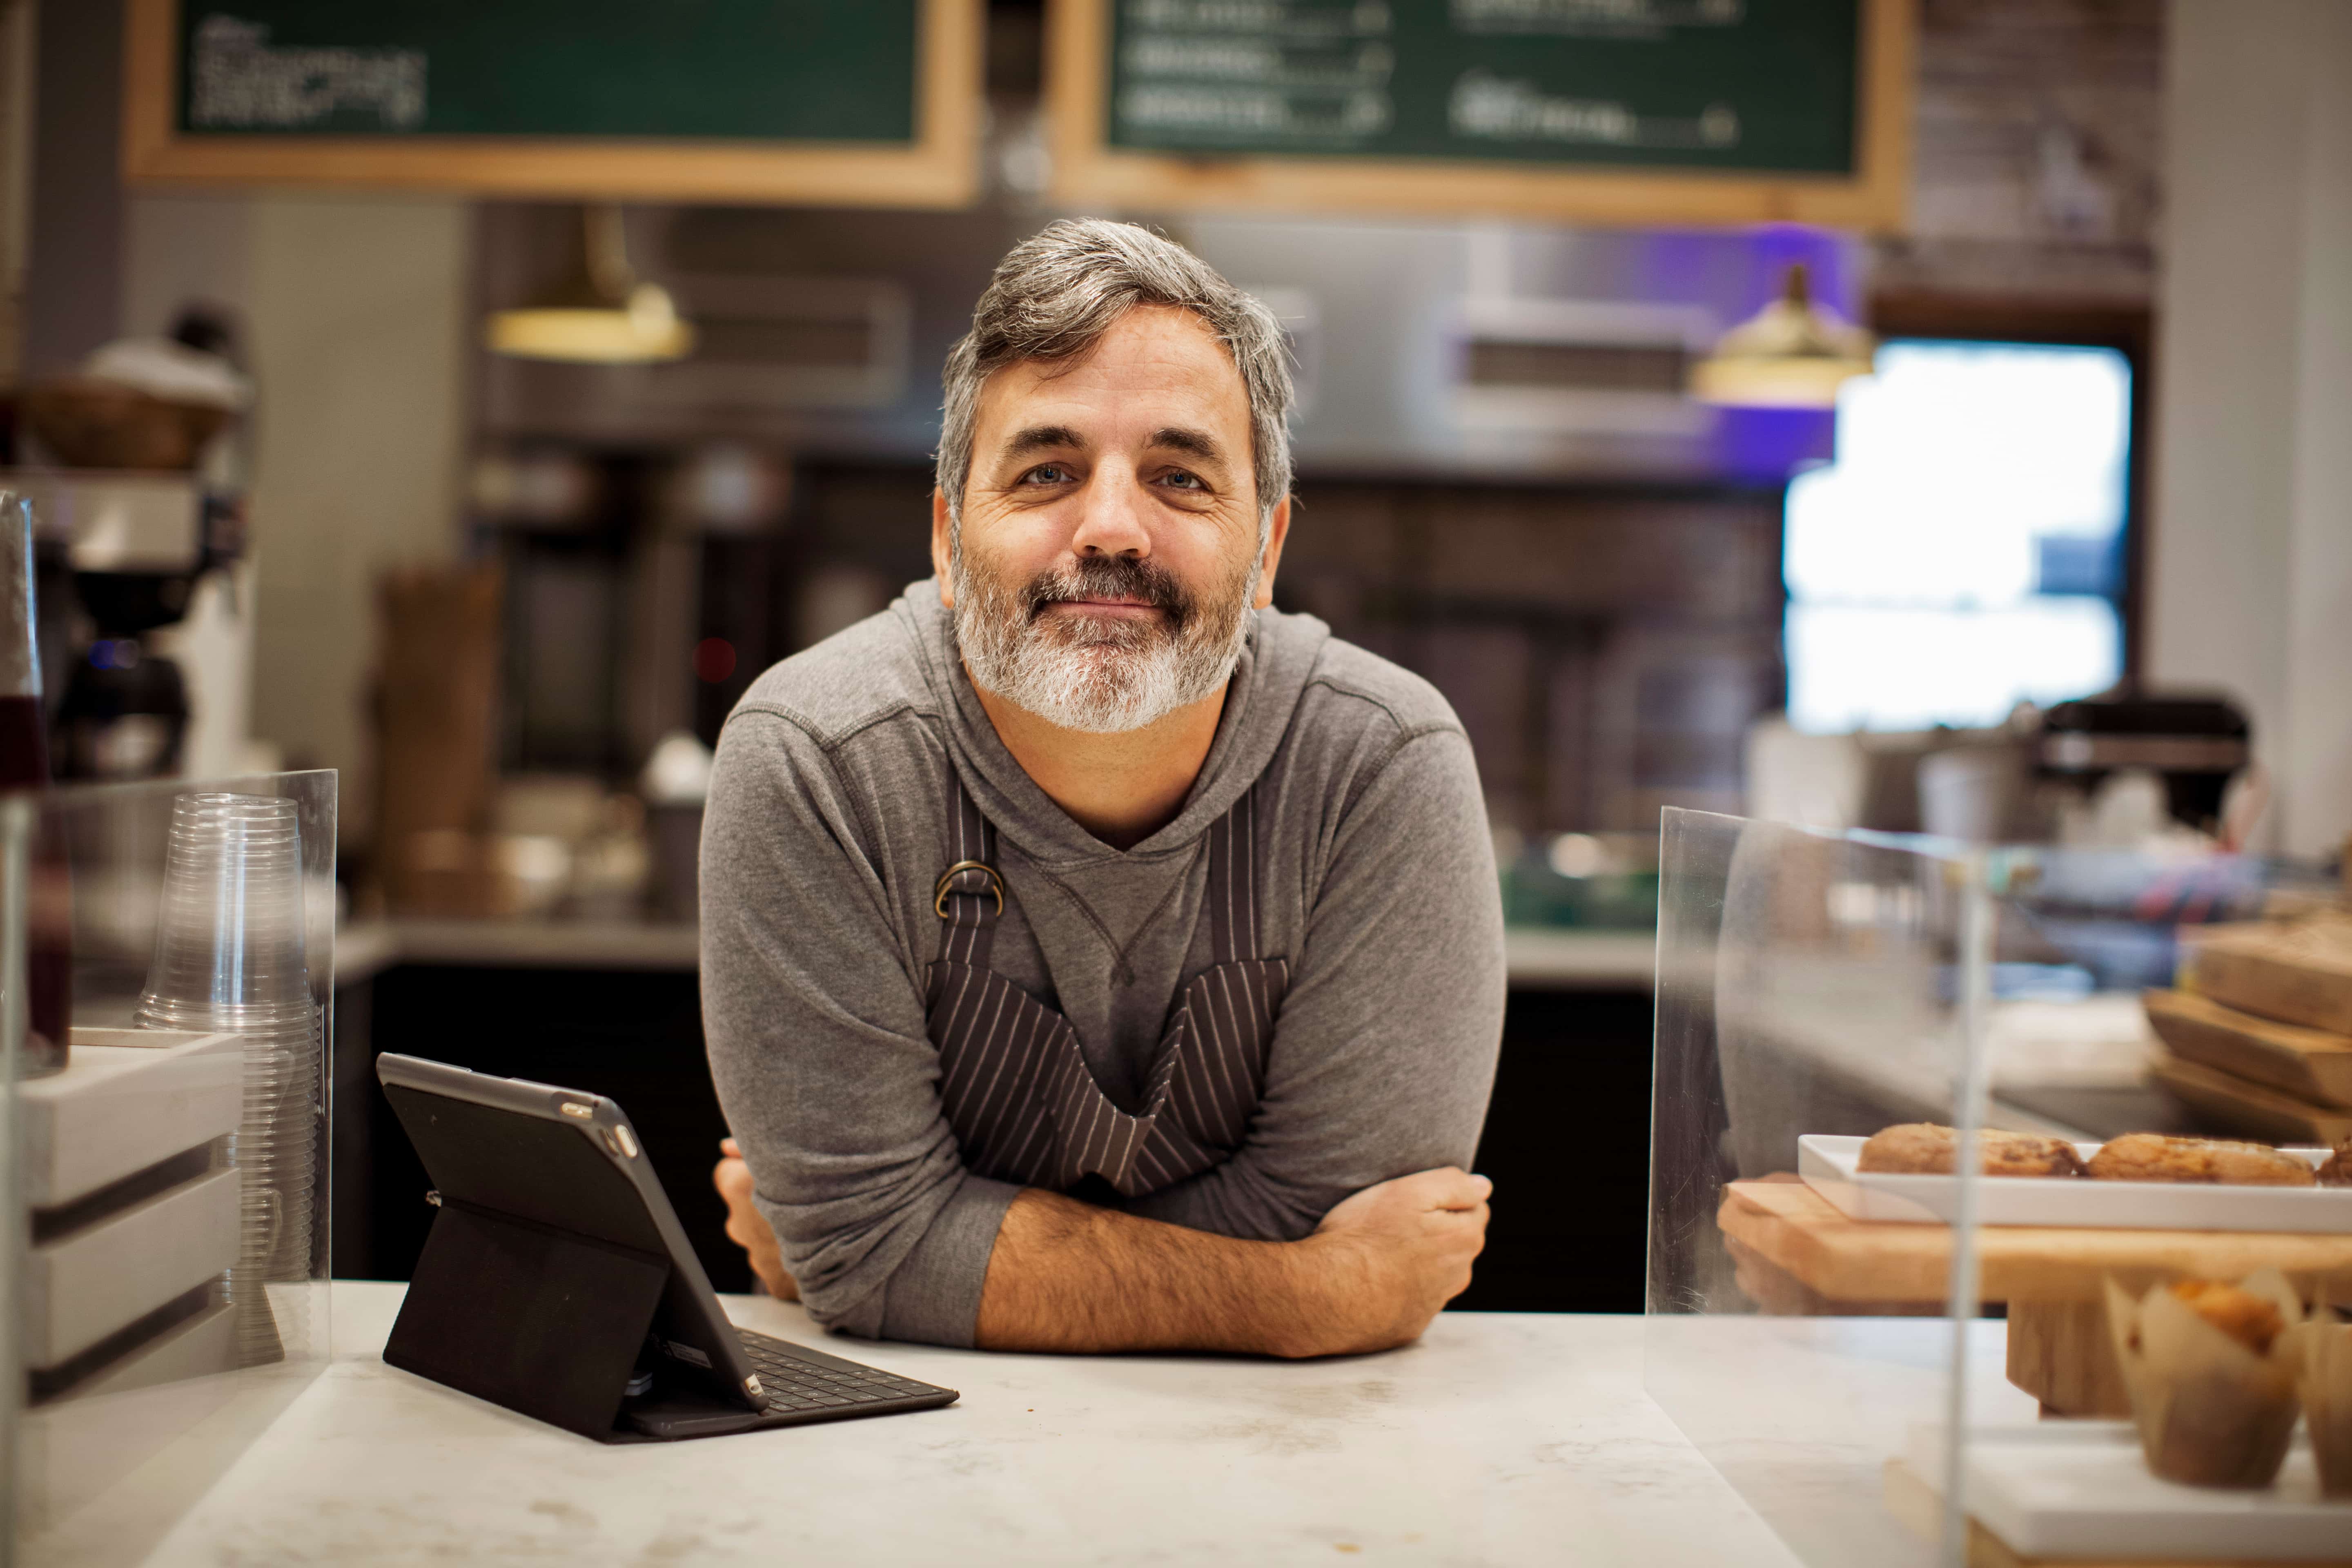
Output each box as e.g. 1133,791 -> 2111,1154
935,219 -> 1294,532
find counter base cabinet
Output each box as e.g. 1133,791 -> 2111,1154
1456,988 -> 1652,1314
336,964 -> 1654,1314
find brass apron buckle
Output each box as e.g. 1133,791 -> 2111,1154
933,860 -> 1005,919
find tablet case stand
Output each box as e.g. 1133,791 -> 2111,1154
383,1196 -> 675,1443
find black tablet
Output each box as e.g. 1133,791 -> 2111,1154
376,1052 -> 958,1441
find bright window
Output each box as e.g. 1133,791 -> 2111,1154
1783,339 -> 2132,733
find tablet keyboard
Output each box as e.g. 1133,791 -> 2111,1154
735,1327 -> 953,1413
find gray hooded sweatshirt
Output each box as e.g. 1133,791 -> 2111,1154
700,578 -> 1503,1346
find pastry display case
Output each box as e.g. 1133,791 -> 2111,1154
0,772 -> 335,1561
1644,807 -> 2352,1567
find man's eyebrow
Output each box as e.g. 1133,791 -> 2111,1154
1149,427 -> 1228,466
1001,424 -> 1085,458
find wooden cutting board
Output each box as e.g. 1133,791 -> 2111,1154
2149,1053 -> 2352,1147
1717,1180 -> 2352,1305
2186,919 -> 2352,1035
2145,987 -> 2352,1109
1720,1180 -> 2352,1417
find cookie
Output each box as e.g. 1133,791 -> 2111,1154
2087,1132 -> 2317,1187
1856,1123 -> 2087,1177
2319,1136 -> 2352,1187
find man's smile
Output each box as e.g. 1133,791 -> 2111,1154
1045,597 -> 1163,619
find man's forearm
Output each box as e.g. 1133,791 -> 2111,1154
974,1188 -> 1350,1357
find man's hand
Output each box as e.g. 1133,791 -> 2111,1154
1293,1166 -> 1491,1357
713,1138 -> 798,1301
971,1167 -> 1491,1358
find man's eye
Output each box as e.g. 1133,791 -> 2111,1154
1021,464 -> 1075,485
1157,470 -> 1207,491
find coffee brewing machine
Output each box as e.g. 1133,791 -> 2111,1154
5,310 -> 253,782
2035,690 -> 2255,840
22,473 -> 224,778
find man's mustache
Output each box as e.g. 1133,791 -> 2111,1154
1023,557 -> 1192,628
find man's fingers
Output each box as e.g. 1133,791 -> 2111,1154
719,1136 -> 742,1158
1425,1200 -> 1490,1245
1445,1172 -> 1495,1210
1402,1166 -> 1492,1211
713,1155 -> 754,1207
1314,1167 -> 1496,1233
708,1149 -> 798,1303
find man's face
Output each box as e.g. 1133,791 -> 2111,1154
932,305 -> 1290,733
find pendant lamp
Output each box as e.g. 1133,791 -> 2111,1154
1688,263 -> 1873,409
486,205 -> 694,365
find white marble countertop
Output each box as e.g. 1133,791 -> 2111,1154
76,1282 -> 1798,1568
337,920 -> 1657,991
334,918 -> 703,982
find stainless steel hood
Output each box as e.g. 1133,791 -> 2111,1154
475,202 -> 1858,485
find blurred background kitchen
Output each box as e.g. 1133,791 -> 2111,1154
1,0 -> 2346,1310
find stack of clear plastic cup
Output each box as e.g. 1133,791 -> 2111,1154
134,793 -> 320,1367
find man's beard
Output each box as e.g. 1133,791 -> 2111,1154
951,543 -> 1255,734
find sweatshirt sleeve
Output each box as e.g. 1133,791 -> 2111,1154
1118,725 -> 1505,1240
699,711 -> 1016,1346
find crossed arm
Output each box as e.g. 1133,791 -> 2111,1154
716,1141 -> 1491,1358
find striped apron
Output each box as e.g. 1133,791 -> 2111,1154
925,781 -> 1289,1197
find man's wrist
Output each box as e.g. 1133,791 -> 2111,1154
978,1189 -> 1373,1357
1258,1231 -> 1362,1360
1159,1211 -> 1351,1359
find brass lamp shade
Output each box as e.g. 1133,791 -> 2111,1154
1689,263 -> 1873,409
485,205 -> 695,365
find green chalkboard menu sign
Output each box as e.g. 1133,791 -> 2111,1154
124,0 -> 983,207
1050,0 -> 1911,228
1109,0 -> 1854,172
173,2 -> 919,142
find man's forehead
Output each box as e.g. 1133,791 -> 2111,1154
973,306 -> 1248,443
1003,423 -> 1229,462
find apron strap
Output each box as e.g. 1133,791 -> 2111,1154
934,781 -> 1003,968
935,778 -> 1266,969
1205,785 -> 1261,967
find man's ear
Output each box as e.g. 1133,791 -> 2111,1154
930,488 -> 956,606
1251,494 -> 1292,610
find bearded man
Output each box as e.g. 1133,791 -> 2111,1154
703,219 -> 1503,1356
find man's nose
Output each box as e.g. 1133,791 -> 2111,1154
1067,464 -> 1152,560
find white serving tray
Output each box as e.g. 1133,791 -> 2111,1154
1798,1134 -> 2352,1232
1900,1421 -> 2352,1561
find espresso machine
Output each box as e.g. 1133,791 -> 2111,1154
7,309 -> 251,781
2035,689 -> 2254,839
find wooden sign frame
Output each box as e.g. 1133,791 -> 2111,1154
121,0 -> 984,208
1047,0 -> 1913,230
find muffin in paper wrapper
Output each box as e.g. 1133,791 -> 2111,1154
2294,1294 -> 2352,1498
2102,1270 -> 2303,1489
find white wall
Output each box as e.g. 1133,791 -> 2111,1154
2150,0 -> 2352,860
119,193 -> 471,840
121,195 -> 262,784
245,197 -> 470,844
118,194 -> 252,337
